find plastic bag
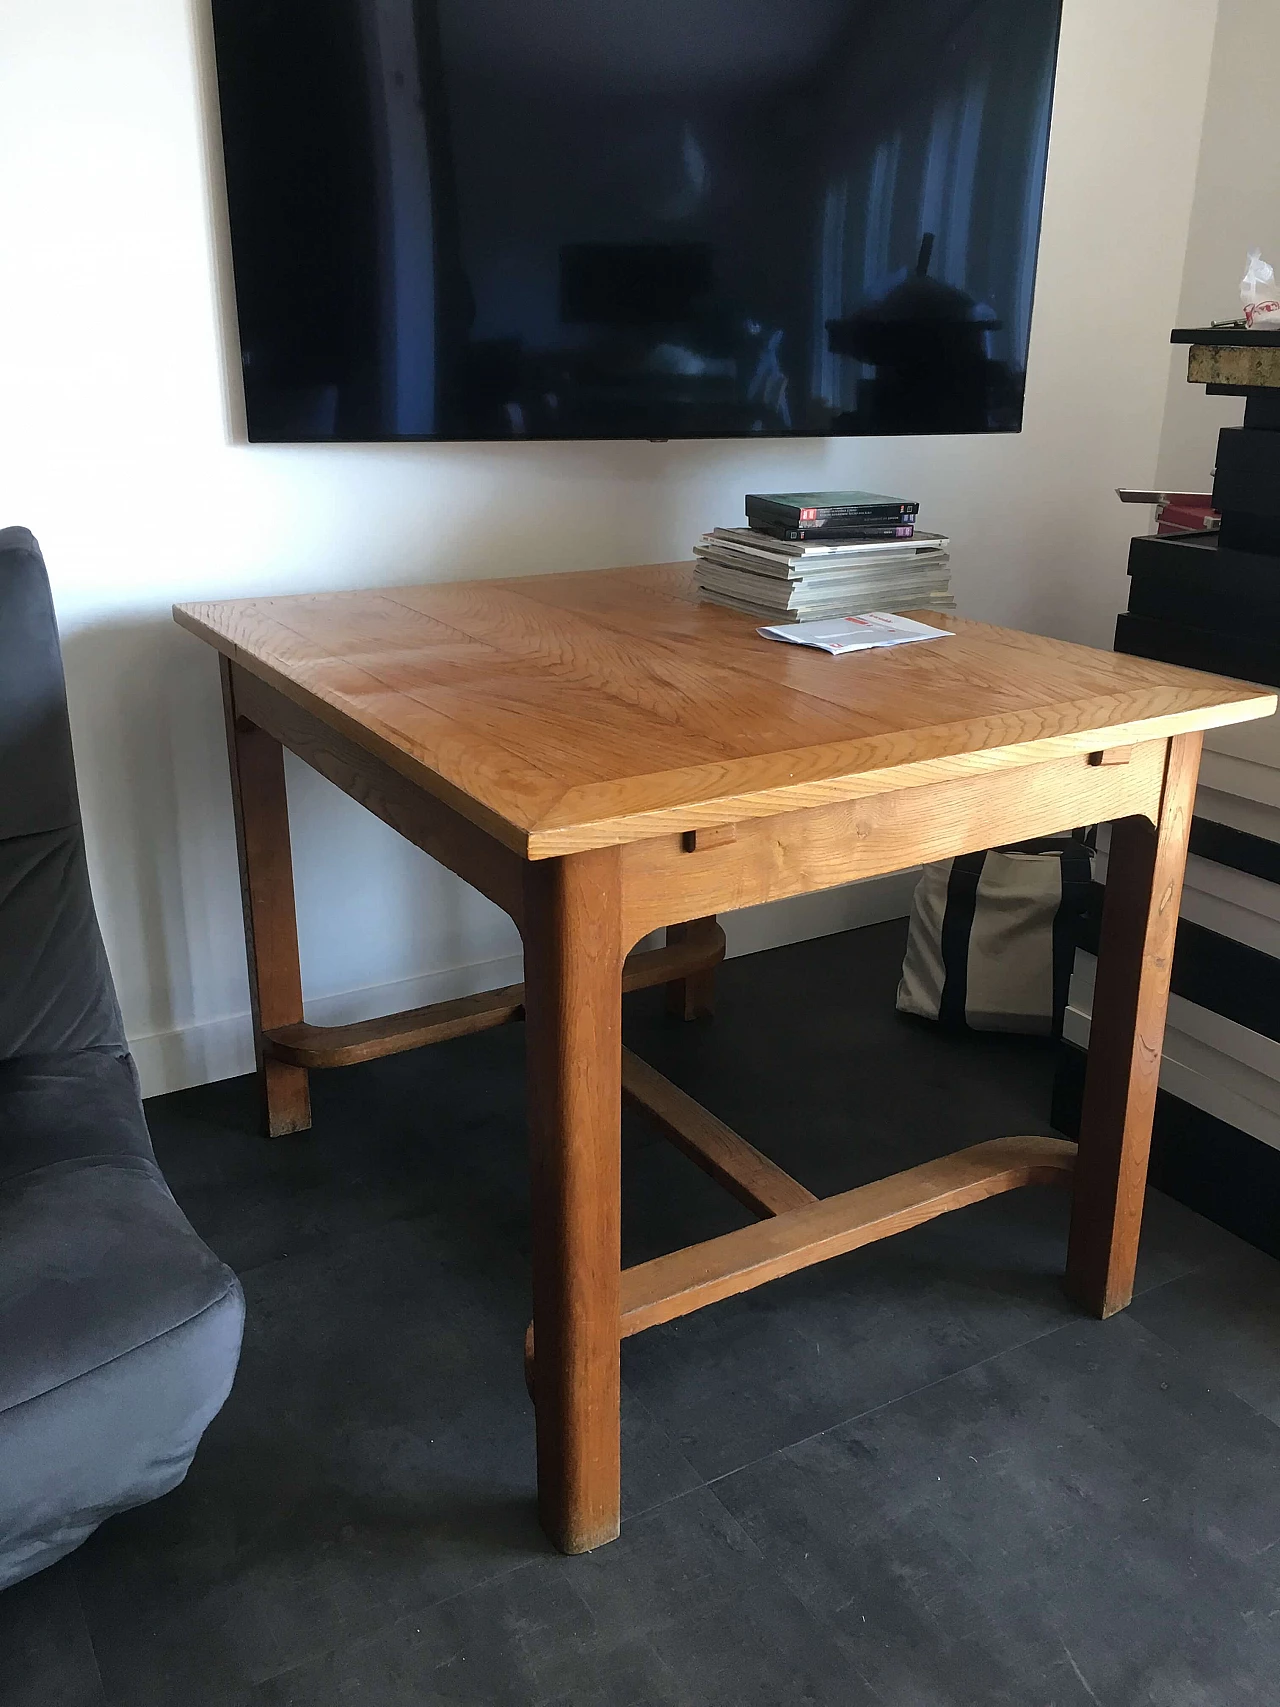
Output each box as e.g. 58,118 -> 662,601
1241,250 -> 1280,329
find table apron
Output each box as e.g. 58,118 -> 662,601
231,664 -> 526,927
229,657 -> 1169,955
619,740 -> 1167,945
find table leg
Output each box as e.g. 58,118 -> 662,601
523,846 -> 623,1554
220,657 -> 311,1138
665,915 -> 719,1019
1066,731 -> 1202,1318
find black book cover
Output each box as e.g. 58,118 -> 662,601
1127,531 -> 1280,596
1217,513 -> 1280,555
1127,569 -> 1280,639
746,491 -> 919,524
1171,325 -> 1280,347
747,518 -> 915,543
1115,612 -> 1280,690
745,503 -> 914,530
1213,427 -> 1280,518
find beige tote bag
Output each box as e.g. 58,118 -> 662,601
896,838 -> 1094,1036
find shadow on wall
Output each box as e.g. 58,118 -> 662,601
60,618 -> 223,1059
58,615 -> 522,1095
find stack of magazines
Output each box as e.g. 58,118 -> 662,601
693,491 -> 952,620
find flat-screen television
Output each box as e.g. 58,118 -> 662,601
211,0 -> 1063,443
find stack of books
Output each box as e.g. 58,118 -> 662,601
693,490 -> 952,621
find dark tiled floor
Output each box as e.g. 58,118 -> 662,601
5,921 -> 1279,1706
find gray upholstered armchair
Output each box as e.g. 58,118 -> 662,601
0,526 -> 244,1589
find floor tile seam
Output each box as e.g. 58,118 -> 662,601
107,1544 -> 558,1707
699,1302 -> 1280,1526
226,1531 -> 628,1706
615,1364 -> 727,1526
1123,1254 -> 1227,1308
619,1482 -> 707,1526
674,1240 -> 1258,1492
697,1303 -> 1100,1490
1129,1248 -> 1242,1298
1162,1241 -> 1280,1283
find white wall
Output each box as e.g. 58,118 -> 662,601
1157,0 -> 1280,491
0,0 -> 1222,1095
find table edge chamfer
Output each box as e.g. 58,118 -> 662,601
174,595 -> 1277,861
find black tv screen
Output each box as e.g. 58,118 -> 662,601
211,0 -> 1062,443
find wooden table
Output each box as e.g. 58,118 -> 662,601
175,563 -> 1275,1555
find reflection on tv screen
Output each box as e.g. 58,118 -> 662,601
212,0 -> 1062,442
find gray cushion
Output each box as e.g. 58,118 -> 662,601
0,527 -> 80,841
0,832 -> 125,1058
0,1245 -> 243,1589
0,1054 -> 245,1590
0,1052 -> 152,1186
0,1055 -> 236,1411
0,527 -> 123,1060
0,527 -> 245,1590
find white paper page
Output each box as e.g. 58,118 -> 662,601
757,612 -> 955,656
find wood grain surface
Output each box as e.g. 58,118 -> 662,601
189,565 -> 1268,1559
620,1047 -> 816,1218
1066,732 -> 1203,1317
523,847 -> 624,1554
220,657 -> 311,1136
176,565 -> 1275,858
263,927 -> 726,1070
620,1135 -> 1077,1337
663,914 -> 720,1019
619,741 -> 1167,944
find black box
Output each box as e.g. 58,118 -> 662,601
1114,612 -> 1280,688
1127,569 -> 1280,640
1217,513 -> 1280,555
1213,426 -> 1280,516
1128,531 -> 1280,599
1210,426 -> 1280,553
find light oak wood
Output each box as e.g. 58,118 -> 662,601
178,563 -> 1277,1557
526,1049 -> 817,1402
175,566 -> 1273,859
530,1135 -> 1074,1377
268,985 -> 525,1071
220,657 -> 311,1136
621,1048 -> 816,1217
231,664 -> 525,926
682,824 -> 738,852
1066,732 -> 1203,1317
620,742 -> 1168,945
523,848 -> 624,1555
664,914 -> 721,1020
621,1136 -> 1077,1337
263,929 -> 726,1069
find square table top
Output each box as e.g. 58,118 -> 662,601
175,563 -> 1276,858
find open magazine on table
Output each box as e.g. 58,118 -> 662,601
757,612 -> 955,656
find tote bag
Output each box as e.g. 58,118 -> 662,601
895,837 -> 1094,1036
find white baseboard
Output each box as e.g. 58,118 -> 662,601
129,869 -> 918,1099
718,868 -> 917,959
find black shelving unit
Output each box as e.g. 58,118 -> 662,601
1054,328 -> 1280,1258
